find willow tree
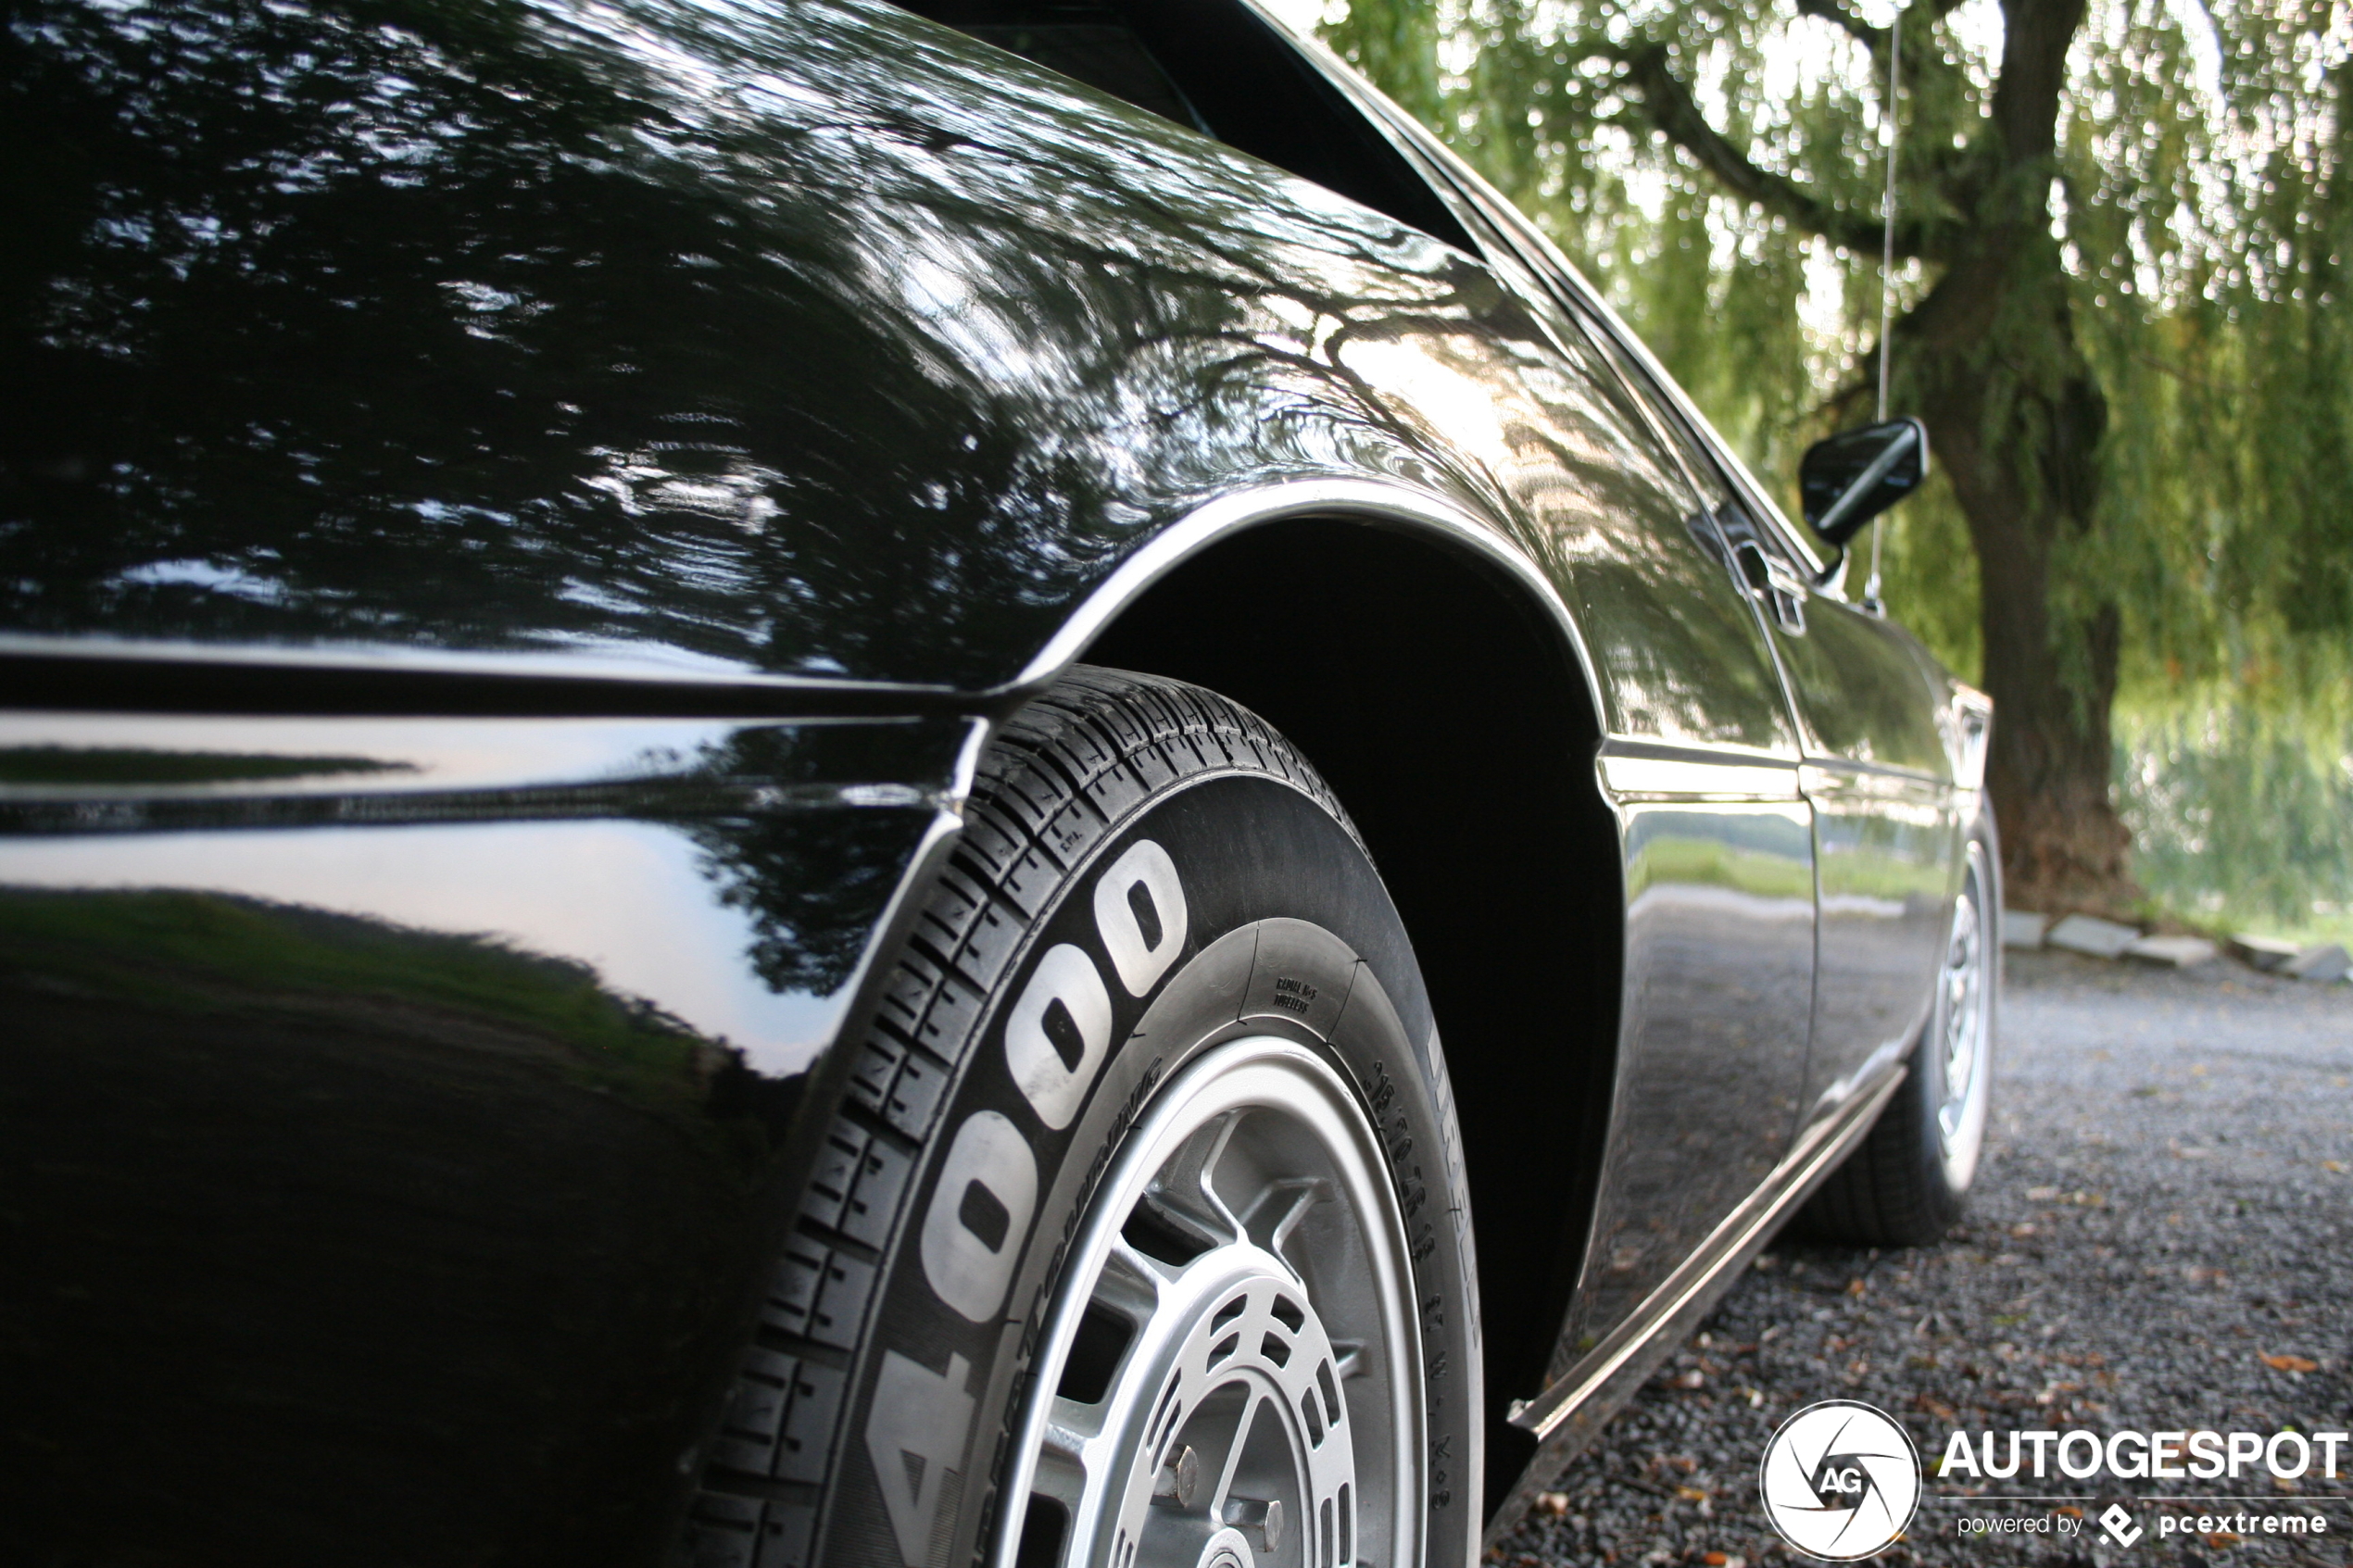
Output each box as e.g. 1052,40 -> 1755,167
1323,0 -> 2353,910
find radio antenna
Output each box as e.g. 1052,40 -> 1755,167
1864,4 -> 1901,613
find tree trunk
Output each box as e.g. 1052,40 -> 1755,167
1916,300 -> 2132,910
1898,0 -> 2137,914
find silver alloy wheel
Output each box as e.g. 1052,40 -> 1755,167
1932,840 -> 1994,1189
996,1037 -> 1423,1568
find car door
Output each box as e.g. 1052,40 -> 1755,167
1705,486 -> 1962,1133
1417,277 -> 1820,1357
1535,288 -> 1960,1140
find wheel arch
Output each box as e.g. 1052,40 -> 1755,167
1035,482 -> 1627,1516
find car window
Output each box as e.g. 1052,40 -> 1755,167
890,0 -> 1477,252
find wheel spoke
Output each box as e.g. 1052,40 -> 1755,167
996,1041 -> 1418,1568
1097,1237 -> 1172,1319
1030,1439 -> 1091,1514
1205,1389 -> 1266,1516
1049,1392 -> 1109,1449
1139,1113 -> 1246,1250
1240,1176 -> 1327,1268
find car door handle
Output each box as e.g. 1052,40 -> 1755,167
1732,539 -> 1806,636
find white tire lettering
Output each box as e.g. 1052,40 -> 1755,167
1094,837 -> 1188,997
864,1349 -> 975,1568
1002,942 -> 1113,1131
920,1110 -> 1037,1322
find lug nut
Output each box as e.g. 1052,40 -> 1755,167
1223,1496 -> 1283,1553
1152,1444 -> 1200,1508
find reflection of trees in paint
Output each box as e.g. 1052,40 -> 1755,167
0,0 -> 1436,682
4,0 -> 1774,733
672,721 -> 946,999
691,807 -> 930,996
0,885 -> 729,1097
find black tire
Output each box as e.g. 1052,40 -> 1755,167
1796,808 -> 2000,1248
682,669 -> 1481,1568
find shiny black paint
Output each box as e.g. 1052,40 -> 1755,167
0,0 -> 1981,1552
3,0 -> 1481,685
1704,484 -> 1964,1142
1800,417 -> 1930,546
0,711 -> 960,1564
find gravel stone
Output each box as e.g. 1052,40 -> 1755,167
1491,949 -> 2353,1566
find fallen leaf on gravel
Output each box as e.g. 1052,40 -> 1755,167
2261,1352 -> 2319,1373
1846,1277 -> 1867,1296
2057,1506 -> 2083,1520
2325,1160 -> 2346,1174
1535,1491 -> 1569,1516
2011,1223 -> 2037,1237
1676,1486 -> 1710,1503
2203,1533 -> 2240,1548
1912,1394 -> 1957,1421
2027,1185 -> 2060,1199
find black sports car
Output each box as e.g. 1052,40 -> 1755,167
0,3 -> 1995,1565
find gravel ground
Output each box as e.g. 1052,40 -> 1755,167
1491,949 -> 2353,1567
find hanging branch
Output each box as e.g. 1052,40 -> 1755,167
1608,38 -> 1953,263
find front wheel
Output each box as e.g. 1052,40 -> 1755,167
1797,809 -> 1999,1246
685,669 -> 1481,1568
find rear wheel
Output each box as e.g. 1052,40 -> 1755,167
684,669 -> 1480,1568
1797,811 -> 1998,1247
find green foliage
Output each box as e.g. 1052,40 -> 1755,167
2117,702 -> 2353,945
2068,0 -> 2353,702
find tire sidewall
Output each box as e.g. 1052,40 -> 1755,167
1906,807 -> 2002,1222
829,770 -> 1479,1568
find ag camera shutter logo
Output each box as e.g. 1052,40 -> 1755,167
1758,1400 -> 1922,1560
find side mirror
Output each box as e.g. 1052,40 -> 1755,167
1800,417 -> 1929,548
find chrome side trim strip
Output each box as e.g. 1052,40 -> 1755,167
0,634 -> 974,719
1594,738 -> 1802,802
1486,1060 -> 1908,1536
1006,478 -> 1609,730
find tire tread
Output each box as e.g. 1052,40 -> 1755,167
681,667 -> 1350,1563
